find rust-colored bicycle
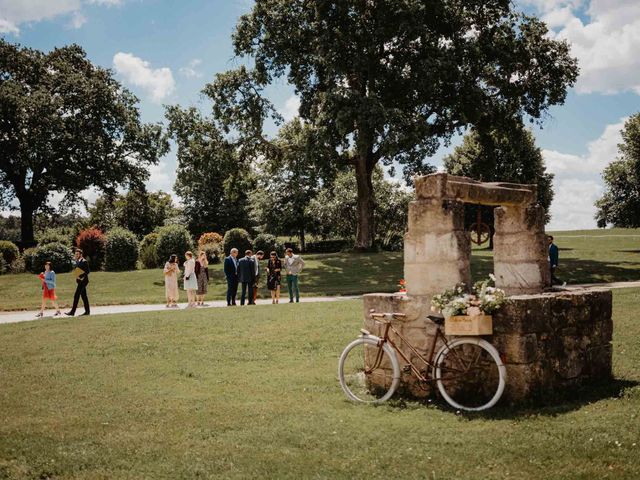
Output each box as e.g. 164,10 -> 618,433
338,312 -> 506,411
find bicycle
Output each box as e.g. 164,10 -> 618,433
338,311 -> 507,411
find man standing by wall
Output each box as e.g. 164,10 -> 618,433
284,248 -> 305,303
238,250 -> 256,306
66,248 -> 90,316
224,248 -> 239,306
548,235 -> 566,287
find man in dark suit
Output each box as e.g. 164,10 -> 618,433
66,248 -> 90,316
224,248 -> 239,306
237,249 -> 256,306
548,235 -> 566,287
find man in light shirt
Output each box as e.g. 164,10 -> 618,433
284,247 -> 305,303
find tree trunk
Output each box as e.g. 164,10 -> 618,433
353,156 -> 376,251
299,228 -> 306,252
19,194 -> 36,248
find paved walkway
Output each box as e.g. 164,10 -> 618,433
2,280 -> 640,326
0,296 -> 360,326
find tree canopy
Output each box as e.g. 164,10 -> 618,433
595,113 -> 640,227
0,40 -> 168,246
205,0 -> 578,250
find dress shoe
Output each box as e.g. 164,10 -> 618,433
65,312 -> 75,316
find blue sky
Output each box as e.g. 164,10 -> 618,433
2,0 -> 640,230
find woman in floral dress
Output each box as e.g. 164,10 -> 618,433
163,254 -> 179,308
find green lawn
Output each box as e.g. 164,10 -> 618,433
0,290 -> 639,479
2,228 -> 640,311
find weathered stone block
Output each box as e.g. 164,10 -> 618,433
494,261 -> 546,295
495,204 -> 546,234
493,232 -> 548,263
407,199 -> 466,234
405,261 -> 470,296
492,333 -> 539,364
405,231 -> 470,264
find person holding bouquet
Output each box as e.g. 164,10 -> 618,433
36,261 -> 61,318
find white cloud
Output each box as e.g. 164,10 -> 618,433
146,160 -> 174,193
113,52 -> 175,103
280,95 -> 300,122
0,0 -> 121,34
518,0 -> 640,95
543,118 -> 625,230
179,59 -> 203,79
67,10 -> 86,29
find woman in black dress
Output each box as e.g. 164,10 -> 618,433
266,251 -> 282,304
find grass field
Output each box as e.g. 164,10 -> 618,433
0,289 -> 639,479
1,228 -> 640,311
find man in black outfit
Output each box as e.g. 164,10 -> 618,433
237,249 -> 256,306
66,248 -> 90,316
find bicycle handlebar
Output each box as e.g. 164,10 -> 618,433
369,312 -> 407,320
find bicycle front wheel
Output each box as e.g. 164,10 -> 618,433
434,337 -> 506,411
338,336 -> 400,403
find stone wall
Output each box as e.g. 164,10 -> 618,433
363,289 -> 613,403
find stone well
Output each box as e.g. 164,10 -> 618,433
365,173 -> 613,403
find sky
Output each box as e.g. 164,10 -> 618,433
1,0 -> 640,230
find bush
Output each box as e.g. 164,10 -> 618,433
198,232 -> 223,247
10,256 -> 26,273
201,242 -> 222,264
76,228 -> 107,270
140,232 -> 160,269
0,255 -> 6,275
253,233 -> 284,257
223,228 -> 252,256
304,239 -> 350,253
104,227 -> 139,271
0,240 -> 19,266
283,240 -> 300,252
25,242 -> 74,274
156,225 -> 194,265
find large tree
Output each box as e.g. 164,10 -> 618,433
250,117 -> 339,250
595,113 -> 640,227
88,189 -> 177,237
165,105 -> 254,236
0,40 -> 167,246
443,120 -> 554,246
205,0 -> 578,250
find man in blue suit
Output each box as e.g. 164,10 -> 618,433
548,235 -> 566,287
237,249 -> 256,306
224,248 -> 239,306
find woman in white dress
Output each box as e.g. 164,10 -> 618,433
163,254 -> 179,308
183,251 -> 198,308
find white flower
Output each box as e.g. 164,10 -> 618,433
489,273 -> 496,281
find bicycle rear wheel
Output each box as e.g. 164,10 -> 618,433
434,337 -> 506,411
338,336 -> 400,403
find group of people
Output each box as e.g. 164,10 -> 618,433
163,247 -> 305,308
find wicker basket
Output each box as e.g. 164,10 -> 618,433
445,314 -> 493,335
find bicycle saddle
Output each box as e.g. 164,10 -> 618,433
427,314 -> 445,325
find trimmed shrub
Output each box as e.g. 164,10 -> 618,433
156,225 -> 194,265
0,255 -> 6,275
201,242 -> 222,264
104,227 -> 139,271
10,256 -> 26,273
198,232 -> 223,247
26,242 -> 74,274
37,228 -> 72,247
253,233 -> 284,257
222,228 -> 252,256
76,228 -> 107,270
0,240 -> 19,266
140,232 -> 160,269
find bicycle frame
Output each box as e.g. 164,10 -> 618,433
369,320 -> 450,384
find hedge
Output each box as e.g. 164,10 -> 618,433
37,228 -> 73,247
253,233 -> 284,257
304,239 -> 350,253
105,227 -> 139,271
156,225 -> 194,265
223,228 -> 252,256
0,240 -> 20,266
24,242 -> 74,274
140,232 -> 160,269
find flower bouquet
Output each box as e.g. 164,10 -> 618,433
430,274 -> 506,335
398,279 -> 406,293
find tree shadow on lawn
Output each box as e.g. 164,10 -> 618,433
472,255 -> 640,284
382,378 -> 640,420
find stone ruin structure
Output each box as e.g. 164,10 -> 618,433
364,173 -> 613,403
